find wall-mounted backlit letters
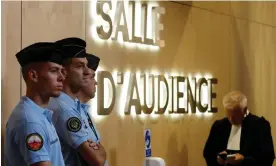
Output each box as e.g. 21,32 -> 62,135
96,71 -> 218,116
91,0 -> 165,48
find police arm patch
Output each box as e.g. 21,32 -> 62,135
26,133 -> 43,151
67,117 -> 82,132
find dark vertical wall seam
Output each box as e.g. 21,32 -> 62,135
19,0 -> 22,97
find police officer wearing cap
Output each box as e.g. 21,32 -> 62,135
48,38 -> 105,166
77,54 -> 108,166
4,42 -> 66,166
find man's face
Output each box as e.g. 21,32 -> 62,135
82,69 -> 97,99
36,62 -> 65,97
226,106 -> 246,125
65,58 -> 89,90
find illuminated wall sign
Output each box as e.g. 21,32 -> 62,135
93,0 -> 165,47
96,71 -> 218,116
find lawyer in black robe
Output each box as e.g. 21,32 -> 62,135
203,112 -> 275,166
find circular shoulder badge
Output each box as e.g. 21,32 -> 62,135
67,117 -> 82,132
26,133 -> 43,151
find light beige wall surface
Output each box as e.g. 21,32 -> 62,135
1,1 -> 276,166
1,0 -> 22,145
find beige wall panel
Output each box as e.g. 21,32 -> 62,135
2,1 -> 276,166
230,1 -> 276,27
173,1 -> 231,15
229,18 -> 262,113
86,2 -> 231,166
1,1 -> 22,165
1,1 -> 6,81
1,0 -> 22,135
174,2 -> 276,27
191,1 -> 231,15
20,1 -> 85,95
230,18 -> 276,166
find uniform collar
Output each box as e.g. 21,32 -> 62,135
81,103 -> 90,113
21,96 -> 53,122
59,92 -> 76,106
59,92 -> 81,112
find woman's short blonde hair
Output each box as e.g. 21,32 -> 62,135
223,91 -> 247,110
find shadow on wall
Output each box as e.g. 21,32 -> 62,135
109,147 -> 117,166
163,1 -> 193,70
166,132 -> 188,166
229,7 -> 256,113
171,1 -> 193,7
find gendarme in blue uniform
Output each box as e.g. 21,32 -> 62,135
48,92 -> 108,166
48,92 -> 93,166
4,96 -> 65,166
80,103 -> 108,166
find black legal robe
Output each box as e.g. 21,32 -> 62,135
203,113 -> 275,166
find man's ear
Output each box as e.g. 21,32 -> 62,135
28,69 -> 38,83
62,67 -> 67,78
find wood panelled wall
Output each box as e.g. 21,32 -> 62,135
2,1 -> 276,166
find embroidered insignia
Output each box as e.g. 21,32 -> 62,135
26,133 -> 43,151
67,117 -> 82,132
